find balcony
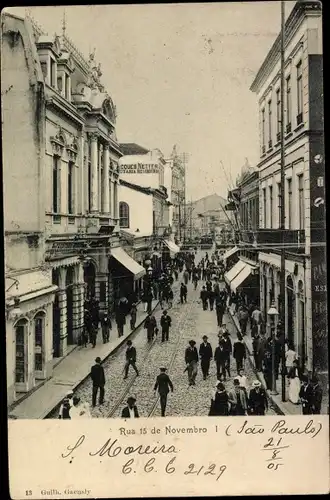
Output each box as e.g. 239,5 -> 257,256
239,228 -> 306,254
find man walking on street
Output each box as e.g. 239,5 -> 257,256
154,367 -> 174,417
185,340 -> 199,386
91,357 -> 105,407
180,283 -> 187,304
233,334 -> 246,373
144,312 -> 157,342
121,396 -> 139,418
199,335 -> 213,380
220,330 -> 232,379
130,302 -> 137,330
299,376 -> 313,415
160,310 -> 172,342
214,339 -> 226,381
124,340 -> 139,379
215,299 -> 226,327
248,380 -> 268,415
200,285 -> 208,310
208,286 -> 215,311
101,312 -> 111,343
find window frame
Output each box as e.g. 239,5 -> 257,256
119,201 -> 130,228
286,75 -> 292,129
298,174 -> 304,230
15,319 -> 28,384
34,313 -> 45,372
52,155 -> 60,213
287,178 -> 293,229
296,60 -> 303,121
268,99 -> 272,147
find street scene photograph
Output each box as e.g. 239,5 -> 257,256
3,1 -> 327,421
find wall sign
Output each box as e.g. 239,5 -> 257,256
119,163 -> 159,174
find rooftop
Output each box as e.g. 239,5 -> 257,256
120,143 -> 150,155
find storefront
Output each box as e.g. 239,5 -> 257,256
109,246 -> 146,307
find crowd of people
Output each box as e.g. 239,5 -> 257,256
58,246 -> 323,419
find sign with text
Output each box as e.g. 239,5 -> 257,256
8,417 -> 329,498
119,163 -> 159,174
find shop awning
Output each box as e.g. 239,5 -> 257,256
111,247 -> 146,280
163,240 -> 180,254
224,259 -> 246,285
223,245 -> 239,262
230,263 -> 254,293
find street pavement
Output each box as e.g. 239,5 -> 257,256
69,251 -> 277,418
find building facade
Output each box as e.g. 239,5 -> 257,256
250,0 -> 325,376
3,13 -> 144,404
170,145 -> 186,242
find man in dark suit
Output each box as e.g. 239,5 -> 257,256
200,286 -> 208,310
248,380 -> 268,415
121,396 -> 139,418
91,357 -> 105,407
185,340 -> 199,386
160,310 -> 172,342
299,376 -> 313,415
311,376 -> 323,414
124,340 -> 139,379
199,335 -> 213,380
154,367 -> 174,417
233,334 -> 246,373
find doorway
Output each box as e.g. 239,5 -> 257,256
286,275 -> 295,347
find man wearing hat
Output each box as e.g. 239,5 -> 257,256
160,310 -> 172,342
121,396 -> 139,418
58,390 -> 74,419
185,340 -> 199,386
199,335 -> 213,380
90,357 -> 105,407
124,340 -> 139,379
154,367 -> 174,417
248,380 -> 268,415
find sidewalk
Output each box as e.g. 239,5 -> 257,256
228,307 -> 301,416
9,299 -> 158,419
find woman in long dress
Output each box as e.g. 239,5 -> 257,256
287,360 -> 301,404
209,383 -> 229,416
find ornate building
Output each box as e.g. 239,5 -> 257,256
3,12 -> 144,405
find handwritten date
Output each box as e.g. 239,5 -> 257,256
122,457 -> 227,481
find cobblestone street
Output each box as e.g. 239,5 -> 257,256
66,255 -> 277,418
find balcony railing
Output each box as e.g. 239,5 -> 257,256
239,228 -> 306,254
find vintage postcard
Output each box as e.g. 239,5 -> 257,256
2,1 -> 328,498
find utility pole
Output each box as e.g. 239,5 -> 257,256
280,0 -> 286,402
189,199 -> 193,240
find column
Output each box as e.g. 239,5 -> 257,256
90,133 -> 98,212
109,174 -> 113,218
58,268 -> 68,356
72,264 -> 84,344
103,144 -> 110,213
98,144 -> 103,212
113,181 -> 118,219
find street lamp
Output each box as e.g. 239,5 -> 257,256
268,302 -> 279,395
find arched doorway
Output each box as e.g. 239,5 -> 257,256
286,275 -> 295,347
297,280 -> 305,370
52,269 -> 61,358
66,266 -> 75,345
84,261 -> 96,300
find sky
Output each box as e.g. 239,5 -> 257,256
7,2 -> 295,201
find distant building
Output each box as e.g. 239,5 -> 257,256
250,0 -> 325,377
187,194 -> 231,239
170,145 -> 186,242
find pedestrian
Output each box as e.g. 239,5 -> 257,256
160,310 -> 172,342
311,376 -> 323,414
200,286 -> 208,310
236,368 -> 248,395
121,396 -> 139,418
144,312 -> 157,342
167,287 -> 174,309
180,283 -> 187,304
214,339 -> 226,381
91,357 -> 105,407
285,342 -> 298,374
124,339 -> 139,379
146,288 -> 153,314
185,340 -> 199,386
251,304 -> 262,327
233,334 -> 246,373
154,367 -> 174,417
299,376 -> 313,415
209,382 -> 229,416
228,378 -> 248,416
89,324 -> 97,348
237,304 -> 249,336
115,302 -> 126,338
220,330 -> 232,379
81,324 -> 89,348
287,359 -> 301,404
183,269 -> 189,285
252,332 -> 263,372
262,339 -> 273,390
58,390 -> 74,419
208,286 -> 215,311
130,302 -> 137,330
174,268 -> 179,281
101,312 -> 111,343
248,380 -> 268,415
199,335 -> 213,380
215,299 -> 226,328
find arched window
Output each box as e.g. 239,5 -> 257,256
119,202 -> 129,228
15,319 -> 28,383
34,313 -> 45,371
